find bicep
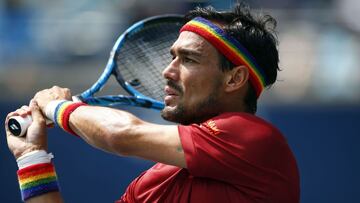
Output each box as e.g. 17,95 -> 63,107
118,123 -> 187,168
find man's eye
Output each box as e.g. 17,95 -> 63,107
184,57 -> 195,63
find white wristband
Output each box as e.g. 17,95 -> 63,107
16,150 -> 54,169
45,100 -> 68,122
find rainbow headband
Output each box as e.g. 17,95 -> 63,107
180,17 -> 267,97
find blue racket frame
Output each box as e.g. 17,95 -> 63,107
76,15 -> 184,110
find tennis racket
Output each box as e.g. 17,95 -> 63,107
8,14 -> 185,136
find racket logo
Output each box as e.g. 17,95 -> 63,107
10,124 -> 19,130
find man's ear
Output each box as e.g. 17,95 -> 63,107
224,65 -> 249,93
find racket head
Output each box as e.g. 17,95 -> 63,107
79,15 -> 186,110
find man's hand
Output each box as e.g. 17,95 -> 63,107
33,86 -> 72,113
5,100 -> 65,202
5,100 -> 48,159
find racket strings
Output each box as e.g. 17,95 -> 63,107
116,20 -> 183,101
124,41 -> 165,96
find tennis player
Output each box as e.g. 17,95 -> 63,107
5,3 -> 300,203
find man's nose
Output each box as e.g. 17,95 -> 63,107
162,58 -> 179,81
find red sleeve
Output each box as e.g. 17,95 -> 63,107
116,178 -> 137,203
178,112 -> 295,186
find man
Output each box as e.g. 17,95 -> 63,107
5,3 -> 300,203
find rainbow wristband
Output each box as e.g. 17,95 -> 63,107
54,101 -> 87,136
17,163 -> 60,201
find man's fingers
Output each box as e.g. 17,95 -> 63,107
4,117 -> 12,136
20,105 -> 30,111
29,100 -> 45,125
15,105 -> 31,117
6,111 -> 18,120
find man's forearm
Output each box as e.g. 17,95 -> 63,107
66,105 -> 186,168
68,105 -> 140,155
26,192 -> 64,203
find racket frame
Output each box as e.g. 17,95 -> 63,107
78,15 -> 185,110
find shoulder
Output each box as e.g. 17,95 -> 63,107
178,112 -> 297,176
203,112 -> 284,140
179,112 -> 287,153
214,112 -> 275,128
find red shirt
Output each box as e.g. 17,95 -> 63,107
117,112 -> 300,203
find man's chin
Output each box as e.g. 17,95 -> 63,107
160,104 -> 196,125
163,103 -> 177,110
161,105 -> 181,123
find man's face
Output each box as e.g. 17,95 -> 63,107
161,31 -> 226,124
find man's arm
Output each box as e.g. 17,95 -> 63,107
5,101 -> 64,203
69,105 -> 187,168
33,86 -> 187,168
26,193 -> 63,203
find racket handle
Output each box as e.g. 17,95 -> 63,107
8,115 -> 53,137
7,97 -> 81,137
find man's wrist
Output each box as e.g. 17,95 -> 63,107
45,100 -> 69,122
16,150 -> 60,201
17,162 -> 60,201
17,150 -> 53,169
44,100 -> 87,136
13,146 -> 45,160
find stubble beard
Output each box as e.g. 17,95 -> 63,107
161,81 -> 222,125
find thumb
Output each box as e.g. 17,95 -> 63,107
27,100 -> 48,151
29,100 -> 46,125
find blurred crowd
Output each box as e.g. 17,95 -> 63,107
0,0 -> 359,105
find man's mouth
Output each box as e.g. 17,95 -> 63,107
164,86 -> 180,105
164,86 -> 179,96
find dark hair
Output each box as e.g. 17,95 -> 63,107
185,2 -> 279,113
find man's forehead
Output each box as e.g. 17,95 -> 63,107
171,31 -> 214,53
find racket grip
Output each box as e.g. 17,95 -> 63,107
8,116 -> 53,137
7,96 -> 81,137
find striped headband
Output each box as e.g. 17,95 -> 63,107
180,17 -> 267,98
